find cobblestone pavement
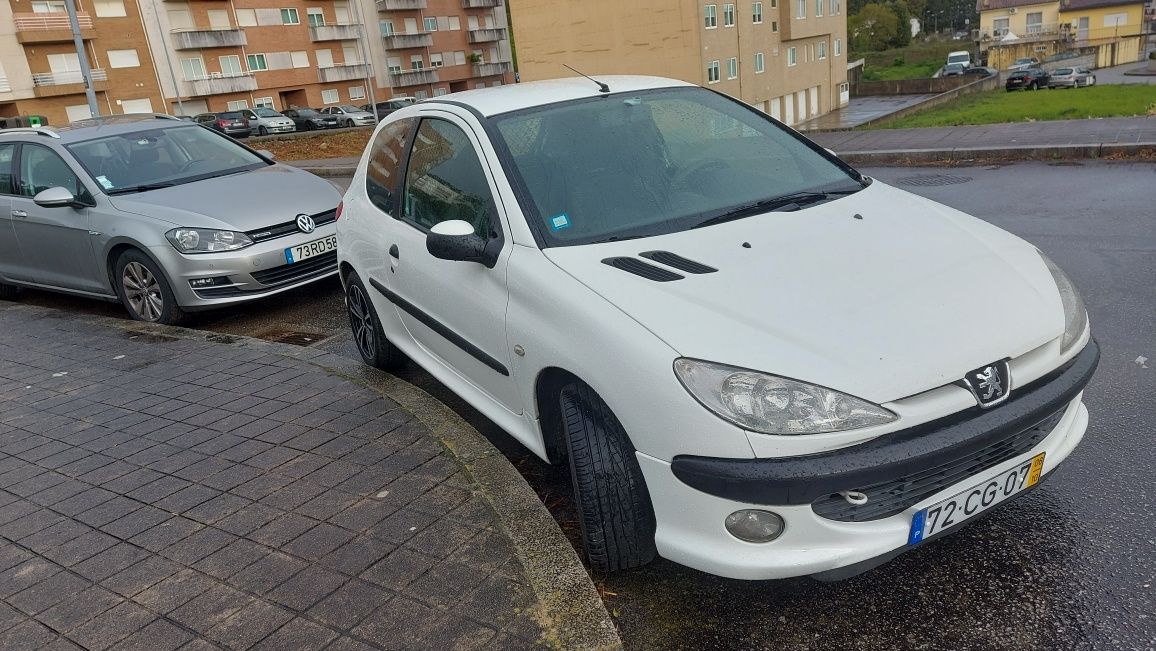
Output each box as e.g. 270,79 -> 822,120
0,305 -> 548,650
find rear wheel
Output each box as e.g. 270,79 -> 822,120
114,250 -> 184,325
1029,81 -> 1038,90
560,381 -> 657,573
345,273 -> 405,370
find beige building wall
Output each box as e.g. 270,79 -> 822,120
509,0 -> 848,126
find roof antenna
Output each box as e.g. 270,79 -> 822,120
563,64 -> 610,94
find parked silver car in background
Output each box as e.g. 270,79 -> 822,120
240,107 -> 297,135
1048,67 -> 1096,88
320,105 -> 377,127
0,115 -> 341,324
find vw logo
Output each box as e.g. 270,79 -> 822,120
296,214 -> 316,234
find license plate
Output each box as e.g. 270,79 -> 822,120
908,452 -> 1045,544
285,235 -> 337,264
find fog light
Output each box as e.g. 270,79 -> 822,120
189,276 -> 229,288
724,510 -> 784,543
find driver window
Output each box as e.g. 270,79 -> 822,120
402,119 -> 495,235
18,145 -> 82,197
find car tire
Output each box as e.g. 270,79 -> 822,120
258,126 -> 268,136
1029,82 -> 1038,90
0,283 -> 19,301
114,249 -> 184,325
345,273 -> 405,370
345,119 -> 354,128
560,381 -> 657,573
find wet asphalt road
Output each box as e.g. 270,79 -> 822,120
10,161 -> 1156,650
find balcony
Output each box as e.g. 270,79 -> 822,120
389,68 -> 439,87
377,0 -> 427,9
382,32 -> 433,48
319,63 -> 369,83
462,0 -> 501,7
171,28 -> 247,50
467,27 -> 506,43
309,23 -> 361,41
186,73 -> 258,96
472,61 -> 511,77
31,69 -> 108,98
14,12 -> 96,44
976,23 -> 1065,43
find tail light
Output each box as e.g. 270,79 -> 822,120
335,201 -> 343,222
216,119 -> 229,127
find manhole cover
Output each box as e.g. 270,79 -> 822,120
895,174 -> 973,187
258,329 -> 329,347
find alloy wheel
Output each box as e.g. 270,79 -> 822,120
122,261 -> 163,322
347,284 -> 376,359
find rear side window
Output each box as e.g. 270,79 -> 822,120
0,144 -> 15,195
365,118 -> 415,215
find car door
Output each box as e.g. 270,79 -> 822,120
9,143 -> 103,292
382,113 -> 521,413
240,109 -> 258,130
0,143 -> 22,283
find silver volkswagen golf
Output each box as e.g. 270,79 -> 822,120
0,115 -> 340,324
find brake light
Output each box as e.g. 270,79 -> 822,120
335,201 -> 343,222
216,119 -> 229,126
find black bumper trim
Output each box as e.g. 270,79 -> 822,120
670,339 -> 1099,506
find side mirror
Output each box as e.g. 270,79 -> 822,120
33,186 -> 83,208
426,220 -> 494,267
257,149 -> 276,160
824,147 -> 838,157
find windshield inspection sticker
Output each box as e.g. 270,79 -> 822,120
549,213 -> 571,231
96,175 -> 114,189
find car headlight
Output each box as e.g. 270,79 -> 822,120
673,359 -> 897,435
1039,252 -> 1088,354
166,228 -> 254,254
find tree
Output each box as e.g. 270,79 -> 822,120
890,1 -> 912,46
849,3 -> 900,51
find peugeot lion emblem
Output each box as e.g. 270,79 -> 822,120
296,214 -> 316,234
960,359 -> 1011,408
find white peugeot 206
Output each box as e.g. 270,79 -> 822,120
336,76 -> 1098,580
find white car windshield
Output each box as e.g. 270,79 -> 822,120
67,125 -> 268,194
339,105 -> 362,112
493,86 -> 864,246
253,108 -> 282,118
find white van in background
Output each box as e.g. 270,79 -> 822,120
946,51 -> 972,68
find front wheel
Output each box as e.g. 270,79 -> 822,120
258,125 -> 268,136
560,382 -> 657,573
345,119 -> 354,128
114,250 -> 183,325
1029,81 -> 1038,90
345,273 -> 405,370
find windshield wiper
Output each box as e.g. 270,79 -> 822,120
692,188 -> 860,229
106,181 -> 177,195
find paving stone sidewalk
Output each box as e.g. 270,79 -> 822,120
0,305 -> 549,650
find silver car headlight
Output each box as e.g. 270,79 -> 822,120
674,359 -> 897,435
166,228 -> 254,254
1039,252 -> 1088,354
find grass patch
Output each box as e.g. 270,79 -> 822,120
875,85 -> 1156,128
855,40 -> 962,81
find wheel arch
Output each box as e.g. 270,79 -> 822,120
534,366 -> 589,465
104,238 -> 169,295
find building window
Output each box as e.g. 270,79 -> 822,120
434,87 -> 448,96
705,4 -> 717,28
180,57 -> 205,80
280,8 -> 299,25
753,1 -> 763,23
772,20 -> 778,31
787,47 -> 797,65
834,38 -> 841,55
993,17 -> 1009,37
430,53 -> 444,68
727,57 -> 738,79
414,90 -> 429,99
818,40 -> 827,59
227,100 -> 248,110
255,96 -> 274,108
410,54 -> 424,70
795,0 -> 805,18
448,16 -> 461,29
755,51 -> 765,72
246,54 -> 268,72
349,86 -> 366,100
770,0 -> 777,6
815,0 -> 822,17
829,0 -> 838,13
424,17 -> 438,31
291,50 -> 310,67
724,3 -> 735,26
93,0 -> 126,17
1026,11 -> 1043,33
380,20 -> 395,36
307,8 -> 324,27
321,89 -> 340,104
707,60 -> 721,83
106,49 -> 139,69
220,55 -> 242,76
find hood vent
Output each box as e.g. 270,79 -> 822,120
602,257 -> 684,282
640,251 -> 718,274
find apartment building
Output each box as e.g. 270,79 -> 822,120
508,0 -> 849,127
976,0 -> 1145,68
1,0 -> 513,123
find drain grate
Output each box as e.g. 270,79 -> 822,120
895,174 -> 973,187
258,329 -> 329,347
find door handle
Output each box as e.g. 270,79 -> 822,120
388,244 -> 399,259
11,210 -> 27,218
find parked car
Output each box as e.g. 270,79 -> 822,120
282,108 -> 340,131
320,105 -> 377,127
1048,67 -> 1096,88
336,76 -> 1097,579
946,50 -> 971,68
1008,57 -> 1041,71
964,66 -> 998,77
942,63 -> 967,76
0,115 -> 341,324
361,98 -> 417,119
240,107 -> 296,135
1006,68 -> 1050,90
193,112 -> 251,138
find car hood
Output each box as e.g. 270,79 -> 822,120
543,181 -> 1064,404
107,164 -> 341,231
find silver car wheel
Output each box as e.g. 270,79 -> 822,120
347,283 -> 375,359
122,261 -> 163,322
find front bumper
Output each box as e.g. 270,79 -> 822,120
643,340 -> 1098,580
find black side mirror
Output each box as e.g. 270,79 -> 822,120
426,220 -> 498,268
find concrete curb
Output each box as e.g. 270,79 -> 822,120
840,142 -> 1156,165
6,302 -> 622,651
